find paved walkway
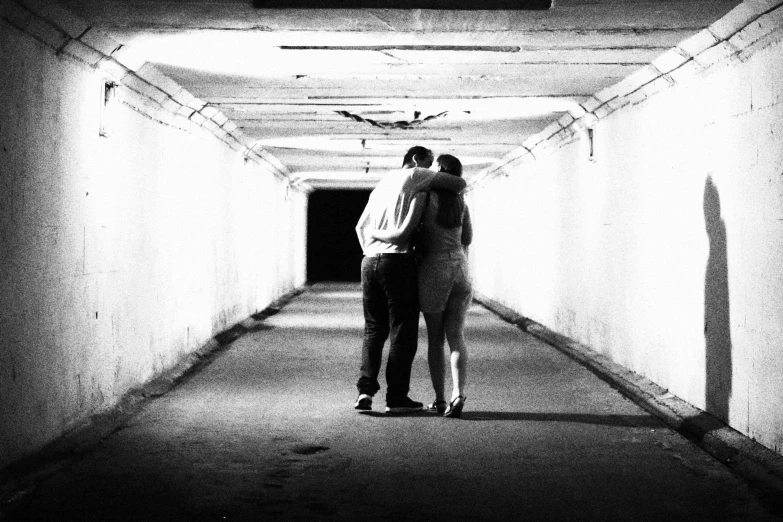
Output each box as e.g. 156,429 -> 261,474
4,283 -> 779,521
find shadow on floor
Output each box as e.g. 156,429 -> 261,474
360,410 -> 660,427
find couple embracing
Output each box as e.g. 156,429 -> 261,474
354,146 -> 473,418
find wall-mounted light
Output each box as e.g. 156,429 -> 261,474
99,80 -> 117,138
578,114 -> 598,163
587,127 -> 596,162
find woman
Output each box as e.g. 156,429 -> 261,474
372,154 -> 473,418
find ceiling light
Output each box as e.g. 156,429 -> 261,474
253,0 -> 551,9
255,137 -> 365,151
280,46 -> 521,52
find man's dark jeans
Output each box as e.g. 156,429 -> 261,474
357,254 -> 420,403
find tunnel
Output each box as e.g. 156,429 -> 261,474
2,0 -> 783,519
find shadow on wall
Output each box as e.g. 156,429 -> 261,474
703,175 -> 732,423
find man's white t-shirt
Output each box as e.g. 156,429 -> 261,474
356,167 -> 436,256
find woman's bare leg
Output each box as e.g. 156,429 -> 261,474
423,312 -> 446,403
444,307 -> 468,400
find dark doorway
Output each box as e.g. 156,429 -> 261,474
307,190 -> 371,282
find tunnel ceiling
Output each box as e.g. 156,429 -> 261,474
62,0 -> 740,190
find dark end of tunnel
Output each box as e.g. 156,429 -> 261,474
307,190 -> 370,283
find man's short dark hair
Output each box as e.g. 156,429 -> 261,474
402,146 -> 433,167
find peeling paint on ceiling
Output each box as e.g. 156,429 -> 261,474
59,0 -> 742,189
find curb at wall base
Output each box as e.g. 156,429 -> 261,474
0,286 -> 306,515
473,292 -> 783,512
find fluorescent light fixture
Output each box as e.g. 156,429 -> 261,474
254,136 -> 452,151
290,172 -> 385,187
293,172 -> 383,180
280,46 -> 521,52
256,137 -> 365,151
252,0 -> 552,8
456,157 -> 498,166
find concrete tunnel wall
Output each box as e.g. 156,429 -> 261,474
468,16 -> 783,456
0,20 -> 308,470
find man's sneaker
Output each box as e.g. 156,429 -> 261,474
385,397 -> 423,414
354,394 -> 372,411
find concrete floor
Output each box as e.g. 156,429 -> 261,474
4,283 -> 780,521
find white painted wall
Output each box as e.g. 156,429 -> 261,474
469,30 -> 783,454
0,22 -> 307,469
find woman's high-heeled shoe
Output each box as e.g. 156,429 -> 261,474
426,400 -> 447,414
443,395 -> 466,418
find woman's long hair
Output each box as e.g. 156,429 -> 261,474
434,154 -> 464,229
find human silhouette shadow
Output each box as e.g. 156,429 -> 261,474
703,176 -> 732,423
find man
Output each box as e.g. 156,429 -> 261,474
354,146 -> 467,413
